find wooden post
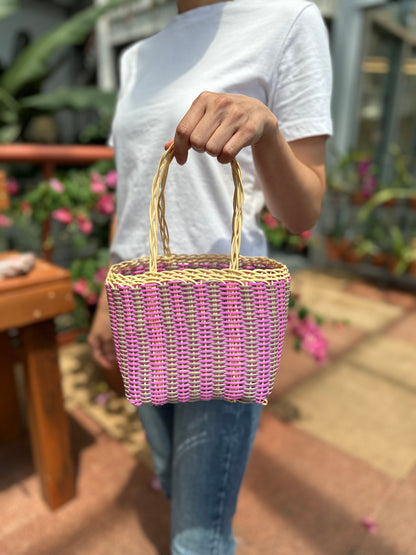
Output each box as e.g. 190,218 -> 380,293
0,332 -> 25,443
20,320 -> 75,509
0,170 -> 10,211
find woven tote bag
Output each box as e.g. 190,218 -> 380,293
105,145 -> 291,406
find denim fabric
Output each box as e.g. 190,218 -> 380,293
137,400 -> 262,555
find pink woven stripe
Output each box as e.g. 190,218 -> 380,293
106,272 -> 291,406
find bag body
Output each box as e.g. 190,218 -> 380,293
106,146 -> 291,406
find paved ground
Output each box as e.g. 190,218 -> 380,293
0,269 -> 415,555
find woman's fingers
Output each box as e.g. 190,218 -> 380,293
164,139 -> 174,150
172,92 -> 271,165
174,93 -> 208,164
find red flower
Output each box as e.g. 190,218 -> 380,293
73,277 -> 88,297
94,267 -> 108,284
299,230 -> 312,240
262,211 -> 278,229
49,178 -> 65,193
0,214 -> 13,227
105,170 -> 117,189
76,214 -> 93,234
90,172 -> 106,194
21,201 -> 32,215
72,278 -> 98,305
52,208 -> 73,224
6,178 -> 20,196
97,193 -> 115,215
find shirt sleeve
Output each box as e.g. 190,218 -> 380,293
270,3 -> 333,142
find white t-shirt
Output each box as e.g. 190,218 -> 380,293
109,0 -> 332,264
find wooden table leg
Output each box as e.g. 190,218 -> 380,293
20,320 -> 75,509
0,332 -> 25,443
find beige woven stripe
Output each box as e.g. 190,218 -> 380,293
107,254 -> 290,287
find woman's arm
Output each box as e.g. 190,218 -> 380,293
88,215 -> 118,370
171,91 -> 328,234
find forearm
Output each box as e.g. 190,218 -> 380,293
252,124 -> 326,235
97,214 -> 118,311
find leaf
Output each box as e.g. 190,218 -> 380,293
0,0 -> 18,20
358,188 -> 416,220
0,123 -> 21,143
0,0 -> 136,95
21,87 -> 117,116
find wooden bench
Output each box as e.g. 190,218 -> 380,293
0,253 -> 76,509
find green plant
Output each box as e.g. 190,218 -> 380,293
261,209 -> 314,252
1,163 -> 116,328
0,0 -> 135,143
327,150 -> 378,197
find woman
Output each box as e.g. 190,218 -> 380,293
89,0 -> 332,553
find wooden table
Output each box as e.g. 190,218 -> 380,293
0,254 -> 76,509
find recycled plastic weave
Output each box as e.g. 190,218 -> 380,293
106,145 -> 291,406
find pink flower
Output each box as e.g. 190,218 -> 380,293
86,292 -> 99,305
90,172 -> 106,194
289,315 -> 328,364
94,267 -> 108,284
94,392 -> 110,405
262,211 -> 278,229
97,193 -> 115,215
299,230 -> 312,240
105,170 -> 117,189
357,160 -> 372,178
49,178 -> 65,193
52,207 -> 73,225
72,278 -> 98,304
76,214 -> 93,234
21,201 -> 32,215
73,277 -> 88,297
0,214 -> 13,227
6,178 -> 20,196
361,176 -> 377,198
301,334 -> 327,364
361,517 -> 377,534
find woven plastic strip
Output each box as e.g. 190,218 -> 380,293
106,145 -> 291,406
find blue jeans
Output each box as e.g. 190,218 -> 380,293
137,400 -> 262,555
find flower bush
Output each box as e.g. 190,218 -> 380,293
1,162 -> 116,328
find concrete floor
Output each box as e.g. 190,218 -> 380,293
0,269 -> 415,554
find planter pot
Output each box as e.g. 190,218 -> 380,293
386,255 -> 400,273
351,192 -> 366,206
370,253 -> 388,267
407,261 -> 416,276
326,237 -> 349,261
408,198 -> 416,210
342,246 -> 364,264
382,199 -> 398,208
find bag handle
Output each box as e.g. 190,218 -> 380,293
149,143 -> 244,273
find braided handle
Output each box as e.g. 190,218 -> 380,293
149,143 -> 244,273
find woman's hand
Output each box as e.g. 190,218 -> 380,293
88,291 -> 118,371
169,91 -> 278,165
